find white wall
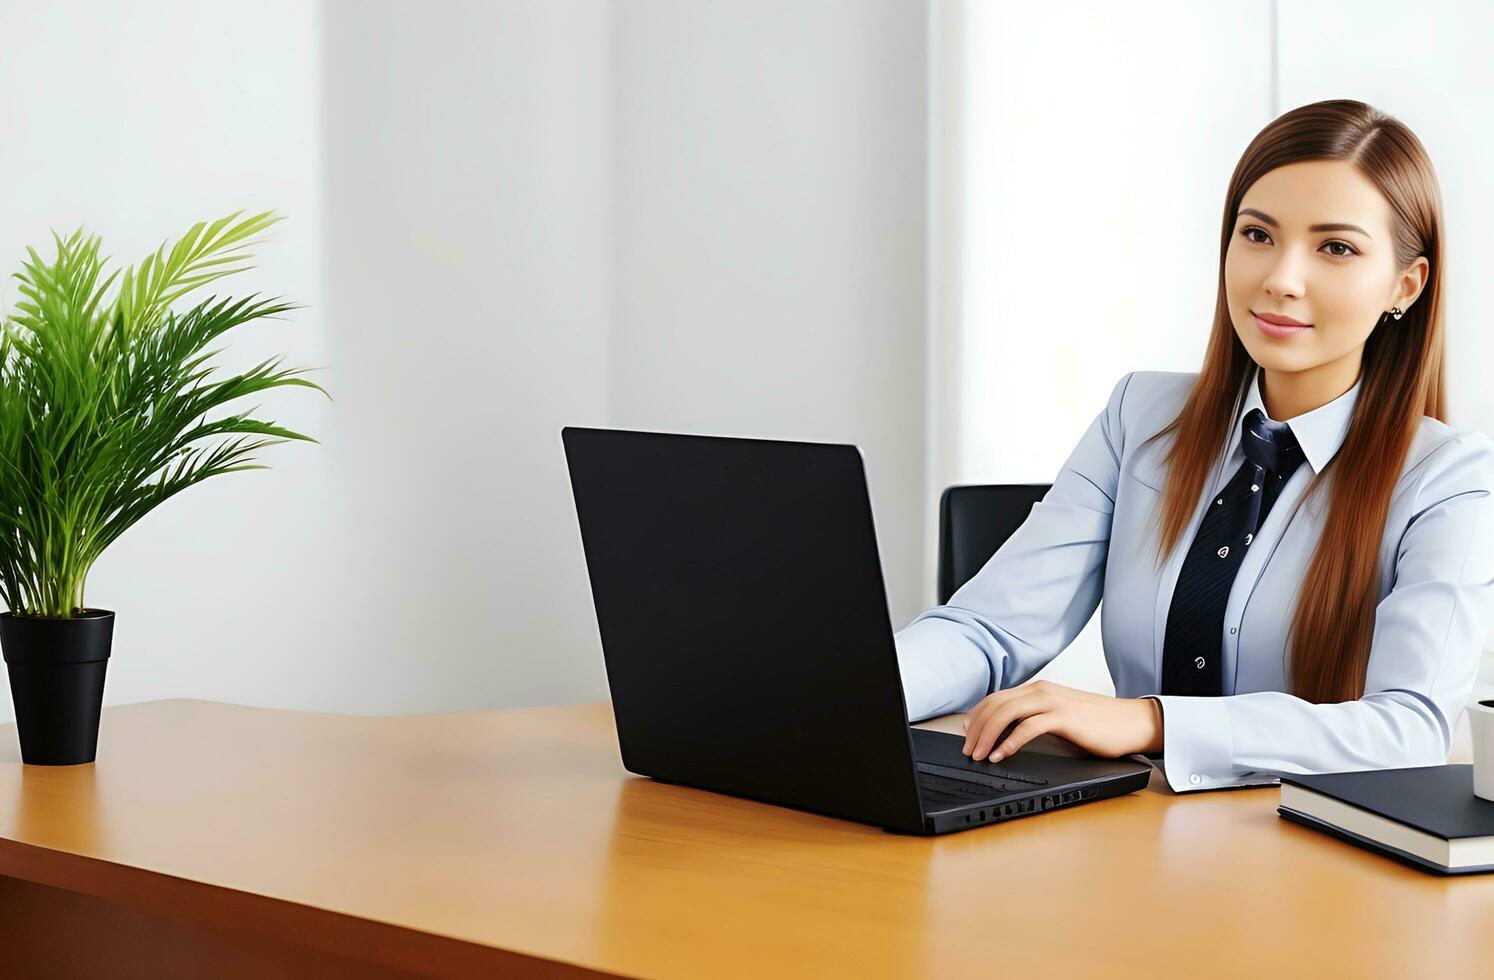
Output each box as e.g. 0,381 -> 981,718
0,0 -> 929,720
609,1 -> 928,628
318,0 -> 616,712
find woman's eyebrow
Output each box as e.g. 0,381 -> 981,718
1237,207 -> 1373,238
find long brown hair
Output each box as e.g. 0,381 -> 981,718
1142,99 -> 1445,704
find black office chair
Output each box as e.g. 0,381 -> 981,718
936,484 -> 1052,604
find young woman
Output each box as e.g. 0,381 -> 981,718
894,99 -> 1494,793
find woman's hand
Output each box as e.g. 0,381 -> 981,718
960,679 -> 1164,762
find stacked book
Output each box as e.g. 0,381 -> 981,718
1278,764 -> 1494,875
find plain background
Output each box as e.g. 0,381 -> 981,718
0,0 -> 1490,730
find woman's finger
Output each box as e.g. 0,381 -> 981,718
961,692 -> 1006,754
967,695 -> 1042,760
960,690 -> 1008,751
988,713 -> 1057,762
961,681 -> 1062,753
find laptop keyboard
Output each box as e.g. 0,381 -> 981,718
915,762 -> 1054,809
917,760 -> 1049,787
917,771 -> 1009,807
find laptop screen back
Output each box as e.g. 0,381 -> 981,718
562,426 -> 926,832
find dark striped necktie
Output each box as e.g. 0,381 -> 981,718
1160,408 -> 1306,696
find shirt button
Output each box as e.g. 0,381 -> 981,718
1190,774 -> 1203,785
1229,627 -> 1237,634
1251,484 -> 1259,492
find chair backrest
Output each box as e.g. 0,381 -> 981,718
937,484 -> 1052,604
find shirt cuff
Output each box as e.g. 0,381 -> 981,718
892,617 -> 992,722
1144,695 -> 1238,793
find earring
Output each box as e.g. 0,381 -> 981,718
1387,306 -> 1404,320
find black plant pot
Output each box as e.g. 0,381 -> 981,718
0,609 -> 113,765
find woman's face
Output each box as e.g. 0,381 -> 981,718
1224,159 -> 1426,378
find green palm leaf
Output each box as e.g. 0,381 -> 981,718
0,212 -> 326,616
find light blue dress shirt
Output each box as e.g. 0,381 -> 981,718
894,365 -> 1494,792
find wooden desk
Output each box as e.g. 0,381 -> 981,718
0,699 -> 1489,978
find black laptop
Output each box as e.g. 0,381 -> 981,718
561,426 -> 1153,835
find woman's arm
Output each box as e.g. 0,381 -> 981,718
893,370 -> 1135,721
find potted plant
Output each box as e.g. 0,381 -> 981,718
0,211 -> 326,765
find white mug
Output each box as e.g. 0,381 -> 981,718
1471,699 -> 1494,802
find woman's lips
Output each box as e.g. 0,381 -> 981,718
1253,312 -> 1312,339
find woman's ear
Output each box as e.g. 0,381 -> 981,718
1390,255 -> 1430,315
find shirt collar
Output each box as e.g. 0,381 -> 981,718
1225,363 -> 1361,476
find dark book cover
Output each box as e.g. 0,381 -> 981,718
1280,764 -> 1494,840
1278,764 -> 1494,875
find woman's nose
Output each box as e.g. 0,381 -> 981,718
1260,247 -> 1309,299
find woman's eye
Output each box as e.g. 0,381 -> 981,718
1239,227 -> 1357,257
